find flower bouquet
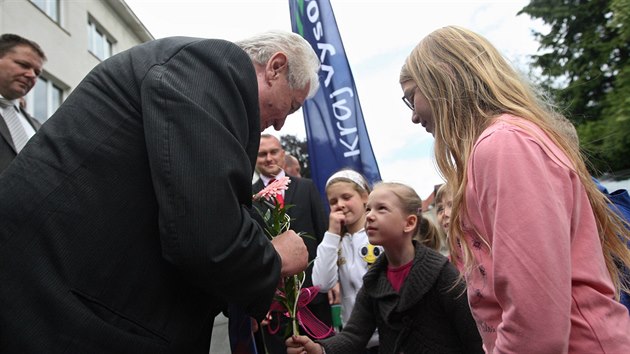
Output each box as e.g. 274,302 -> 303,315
253,177 -> 332,341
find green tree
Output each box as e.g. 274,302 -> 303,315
280,135 -> 311,178
519,0 -> 630,175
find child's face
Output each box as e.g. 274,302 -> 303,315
365,188 -> 413,247
436,195 -> 453,232
326,182 -> 368,231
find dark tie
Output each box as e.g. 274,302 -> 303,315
0,97 -> 29,152
268,178 -> 285,208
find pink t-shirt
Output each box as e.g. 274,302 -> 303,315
387,259 -> 413,292
461,115 -> 630,353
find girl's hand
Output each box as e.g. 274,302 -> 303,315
328,282 -> 341,305
328,208 -> 345,235
286,335 -> 324,354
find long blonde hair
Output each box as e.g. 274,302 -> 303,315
404,26 -> 630,295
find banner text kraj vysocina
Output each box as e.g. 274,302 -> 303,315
289,0 -> 381,203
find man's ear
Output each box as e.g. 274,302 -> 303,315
404,214 -> 418,233
265,52 -> 288,83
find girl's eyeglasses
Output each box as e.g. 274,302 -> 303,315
402,96 -> 414,110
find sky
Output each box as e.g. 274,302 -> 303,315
124,0 -> 545,198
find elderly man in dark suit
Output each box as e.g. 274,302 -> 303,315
0,34 -> 46,173
253,134 -> 332,353
0,31 -> 320,353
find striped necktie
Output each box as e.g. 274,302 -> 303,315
0,97 -> 29,152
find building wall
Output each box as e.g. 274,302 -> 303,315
0,0 -> 152,120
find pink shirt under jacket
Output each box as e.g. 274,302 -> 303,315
461,115 -> 630,353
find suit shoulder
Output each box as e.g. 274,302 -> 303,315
187,38 -> 243,53
289,176 -> 315,187
127,37 -> 249,71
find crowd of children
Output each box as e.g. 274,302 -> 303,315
289,180 -> 483,353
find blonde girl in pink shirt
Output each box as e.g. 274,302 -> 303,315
400,26 -> 630,353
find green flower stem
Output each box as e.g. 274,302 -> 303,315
254,192 -> 305,338
291,274 -> 300,336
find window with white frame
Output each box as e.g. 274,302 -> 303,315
88,18 -> 114,61
28,76 -> 63,122
30,0 -> 60,23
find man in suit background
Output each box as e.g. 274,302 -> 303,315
0,34 -> 45,173
253,134 -> 332,353
284,153 -> 302,178
0,31 -> 319,353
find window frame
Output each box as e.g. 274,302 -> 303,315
87,17 -> 115,61
25,75 -> 65,122
29,0 -> 62,24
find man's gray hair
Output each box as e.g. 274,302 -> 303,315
236,31 -> 320,98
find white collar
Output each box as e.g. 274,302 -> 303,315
0,95 -> 19,110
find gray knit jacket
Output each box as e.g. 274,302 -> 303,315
318,241 -> 483,353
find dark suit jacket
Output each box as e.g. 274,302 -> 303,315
0,107 -> 41,173
0,37 -> 281,354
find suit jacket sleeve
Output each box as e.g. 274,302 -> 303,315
139,38 -> 280,319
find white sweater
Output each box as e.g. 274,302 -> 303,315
312,229 -> 381,347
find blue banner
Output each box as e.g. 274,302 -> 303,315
289,0 -> 381,203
